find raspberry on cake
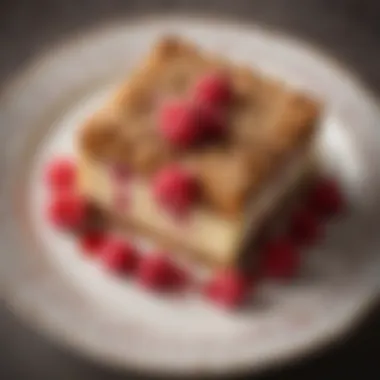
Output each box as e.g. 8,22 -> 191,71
77,36 -> 321,270
153,164 -> 198,217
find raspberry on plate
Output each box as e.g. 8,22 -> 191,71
290,207 -> 322,246
309,179 -> 344,217
45,157 -> 76,190
261,237 -> 300,279
47,192 -> 89,230
204,269 -> 249,309
79,229 -> 107,256
100,237 -> 139,274
137,253 -> 187,291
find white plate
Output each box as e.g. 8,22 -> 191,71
1,17 -> 380,376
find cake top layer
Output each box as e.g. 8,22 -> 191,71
79,36 -> 320,216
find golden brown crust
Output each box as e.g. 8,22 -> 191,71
79,36 -> 321,217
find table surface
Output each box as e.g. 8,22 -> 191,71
1,0 -> 380,378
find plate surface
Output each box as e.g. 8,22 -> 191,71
1,17 -> 380,376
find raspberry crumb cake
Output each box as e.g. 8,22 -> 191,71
45,37 -> 344,309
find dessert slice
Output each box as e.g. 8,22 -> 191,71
77,36 -> 321,269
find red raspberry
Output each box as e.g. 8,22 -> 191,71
47,192 -> 89,229
262,237 -> 300,279
137,254 -> 187,290
159,100 -> 202,147
197,103 -> 226,139
45,157 -> 76,190
290,207 -> 322,246
100,238 -> 139,274
193,73 -> 232,107
153,165 -> 197,216
79,230 -> 107,256
309,179 -> 344,217
204,269 -> 249,309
